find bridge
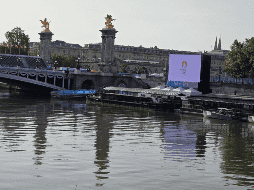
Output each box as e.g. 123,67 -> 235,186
0,54 -> 150,93
0,54 -> 70,93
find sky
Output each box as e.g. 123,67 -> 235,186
1,0 -> 254,52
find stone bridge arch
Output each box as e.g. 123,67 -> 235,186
82,79 -> 96,90
114,78 -> 128,88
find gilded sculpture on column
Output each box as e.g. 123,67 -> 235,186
40,18 -> 50,32
104,14 -> 115,29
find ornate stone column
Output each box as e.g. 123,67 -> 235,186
99,15 -> 118,66
38,31 -> 53,63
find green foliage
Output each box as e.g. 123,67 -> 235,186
137,66 -> 141,74
29,49 -> 39,57
4,27 -> 30,55
120,63 -> 128,73
51,54 -> 77,68
244,38 -> 254,78
136,66 -> 148,74
141,66 -> 148,74
225,37 -> 254,78
0,43 -> 7,54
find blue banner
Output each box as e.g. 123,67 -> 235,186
167,81 -> 191,88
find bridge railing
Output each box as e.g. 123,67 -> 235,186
0,67 -> 68,90
0,67 -> 66,75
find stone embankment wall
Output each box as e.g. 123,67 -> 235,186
139,77 -> 254,96
210,82 -> 254,95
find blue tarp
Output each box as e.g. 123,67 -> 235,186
58,90 -> 74,95
53,89 -> 96,96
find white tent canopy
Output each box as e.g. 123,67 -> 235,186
172,87 -> 185,92
151,85 -> 165,90
182,87 -> 202,96
162,86 -> 174,91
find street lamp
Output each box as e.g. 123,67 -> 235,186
0,56 -> 2,67
35,58 -> 40,70
17,57 -> 22,68
218,66 -> 222,83
76,57 -> 81,69
85,63 -> 90,72
18,42 -> 21,55
54,60 -> 58,70
10,42 -> 12,54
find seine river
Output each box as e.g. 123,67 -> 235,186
1,89 -> 254,190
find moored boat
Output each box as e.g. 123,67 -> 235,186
203,108 -> 248,121
248,115 -> 254,123
180,104 -> 204,115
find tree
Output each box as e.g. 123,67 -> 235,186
243,37 -> 254,78
51,54 -> 77,67
225,37 -> 254,78
120,63 -> 128,73
0,42 -> 7,54
5,27 -> 30,55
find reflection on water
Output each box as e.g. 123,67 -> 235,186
163,124 -> 197,159
93,105 -> 113,181
1,89 -> 254,189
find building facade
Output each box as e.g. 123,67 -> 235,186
30,23 -> 229,76
207,36 -> 230,77
30,39 -> 202,74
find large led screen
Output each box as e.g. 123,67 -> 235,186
168,54 -> 201,82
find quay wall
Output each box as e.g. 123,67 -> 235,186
70,72 -> 254,96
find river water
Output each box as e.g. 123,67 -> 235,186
1,89 -> 254,190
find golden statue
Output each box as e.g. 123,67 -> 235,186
40,18 -> 50,32
104,14 -> 115,29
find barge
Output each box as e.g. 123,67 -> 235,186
180,104 -> 204,115
179,93 -> 254,122
87,86 -> 183,111
203,108 -> 248,121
